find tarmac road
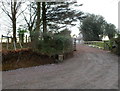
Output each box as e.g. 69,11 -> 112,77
2,44 -> 118,89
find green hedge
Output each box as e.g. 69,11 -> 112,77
110,34 -> 120,56
37,34 -> 73,56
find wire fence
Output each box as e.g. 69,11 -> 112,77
0,35 -> 31,43
1,35 -> 31,50
84,41 -> 111,50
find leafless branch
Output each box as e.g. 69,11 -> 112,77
1,2 -> 12,20
16,6 -> 27,18
22,10 -> 30,27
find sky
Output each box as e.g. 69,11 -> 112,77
118,1 -> 120,30
78,0 -> 118,27
71,0 -> 119,36
0,0 -> 119,37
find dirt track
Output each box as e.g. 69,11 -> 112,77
2,44 -> 118,89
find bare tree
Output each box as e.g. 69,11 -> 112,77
21,2 -> 37,41
0,0 -> 24,42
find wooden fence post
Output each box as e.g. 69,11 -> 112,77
74,38 -> 76,51
8,37 -> 10,43
19,42 -> 23,48
13,41 -> 16,50
1,35 -> 3,43
6,37 -> 9,50
26,35 -> 27,43
104,41 -> 105,50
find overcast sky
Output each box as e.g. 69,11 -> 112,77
78,0 -> 118,27
70,0 -> 119,36
0,0 -> 119,37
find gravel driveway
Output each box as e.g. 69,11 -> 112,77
2,44 -> 118,89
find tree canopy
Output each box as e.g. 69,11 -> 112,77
80,13 -> 117,41
104,23 -> 117,40
46,2 -> 85,31
81,14 -> 105,41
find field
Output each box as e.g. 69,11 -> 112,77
84,41 -> 111,50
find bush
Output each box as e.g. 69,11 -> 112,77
37,33 -> 73,56
110,34 -> 120,56
115,35 -> 120,55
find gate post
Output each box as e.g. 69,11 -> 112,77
1,35 -> 3,43
74,38 -> 76,51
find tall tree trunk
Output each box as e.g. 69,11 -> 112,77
12,17 -> 17,42
36,2 -> 41,34
42,2 -> 47,34
29,27 -> 33,42
30,2 -> 41,49
12,1 -> 17,43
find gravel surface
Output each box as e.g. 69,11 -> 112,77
2,44 -> 118,89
